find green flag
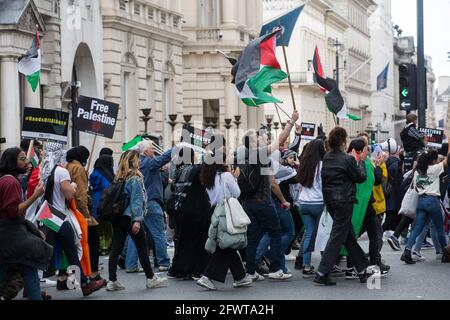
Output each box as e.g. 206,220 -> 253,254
122,135 -> 142,152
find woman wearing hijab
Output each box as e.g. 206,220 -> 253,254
90,154 -> 115,257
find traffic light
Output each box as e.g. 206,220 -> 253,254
399,63 -> 417,111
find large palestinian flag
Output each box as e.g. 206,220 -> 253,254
36,200 -> 66,232
312,46 -> 360,121
228,29 -> 288,107
18,31 -> 41,92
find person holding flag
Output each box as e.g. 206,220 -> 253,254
0,147 -> 50,300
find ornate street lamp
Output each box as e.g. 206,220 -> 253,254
140,108 -> 152,135
183,114 -> 192,126
168,114 -> 178,146
265,114 -> 274,141
234,115 -> 242,148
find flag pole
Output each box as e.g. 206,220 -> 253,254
278,23 -> 297,111
87,136 -> 97,173
27,140 -> 34,161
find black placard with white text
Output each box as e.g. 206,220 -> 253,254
419,127 -> 444,149
73,96 -> 119,139
301,122 -> 316,141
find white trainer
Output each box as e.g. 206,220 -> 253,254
233,275 -> 253,288
268,270 -> 292,280
40,278 -> 57,288
196,276 -> 217,291
106,280 -> 125,291
147,275 -> 168,289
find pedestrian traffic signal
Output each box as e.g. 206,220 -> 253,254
399,63 -> 417,111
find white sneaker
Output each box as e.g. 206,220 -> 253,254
196,276 -> 217,291
40,278 -> 57,288
106,280 -> 125,291
285,254 -> 296,261
158,266 -> 170,272
412,251 -> 426,262
268,269 -> 292,280
436,253 -> 443,260
248,272 -> 265,281
147,275 -> 168,289
233,275 -> 253,288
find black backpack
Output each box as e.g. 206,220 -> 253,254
97,180 -> 127,221
237,163 -> 263,198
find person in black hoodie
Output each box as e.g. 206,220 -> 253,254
314,127 -> 371,286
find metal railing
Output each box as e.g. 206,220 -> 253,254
196,29 -> 220,41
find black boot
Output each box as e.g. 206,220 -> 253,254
314,273 -> 336,286
401,250 -> 416,264
295,256 -> 303,270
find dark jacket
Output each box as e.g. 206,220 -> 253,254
321,149 -> 367,205
0,218 -> 53,270
400,123 -> 425,153
386,156 -> 403,212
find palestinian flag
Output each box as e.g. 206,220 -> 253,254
312,47 -> 361,121
36,200 -> 66,233
313,46 -> 326,93
229,29 -> 287,107
122,135 -> 142,152
29,148 -> 39,168
18,31 -> 41,92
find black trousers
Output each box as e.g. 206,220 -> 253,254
318,202 -> 369,275
287,206 -> 304,254
348,205 -> 383,267
204,248 -> 246,283
88,226 -> 100,273
383,210 -> 402,232
393,216 -> 414,238
109,216 -> 154,282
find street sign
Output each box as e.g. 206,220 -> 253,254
401,101 -> 411,109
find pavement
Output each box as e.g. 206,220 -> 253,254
41,239 -> 450,300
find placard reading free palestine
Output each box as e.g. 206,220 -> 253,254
73,96 -> 119,139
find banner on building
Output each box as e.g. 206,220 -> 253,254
301,123 -> 316,141
419,127 -> 444,149
179,125 -> 223,154
73,96 -> 119,139
22,107 -> 69,144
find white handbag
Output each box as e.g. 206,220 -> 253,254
222,175 -> 251,235
399,178 -> 418,219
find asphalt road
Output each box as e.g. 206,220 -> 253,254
44,239 -> 450,301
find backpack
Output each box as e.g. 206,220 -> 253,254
237,163 -> 263,198
96,180 -> 127,221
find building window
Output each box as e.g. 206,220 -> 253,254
119,0 -> 126,11
161,12 -> 167,24
134,3 -> 140,15
199,0 -> 218,27
240,32 -> 245,42
148,8 -> 154,20
173,16 -> 179,28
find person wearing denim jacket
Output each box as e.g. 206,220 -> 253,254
107,150 -> 167,291
125,140 -> 174,272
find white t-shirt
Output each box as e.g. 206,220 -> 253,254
414,162 -> 444,196
206,172 -> 241,206
299,162 -> 324,204
52,166 -> 72,212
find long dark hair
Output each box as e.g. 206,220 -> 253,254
94,155 -> 114,182
416,150 -> 438,176
297,139 -> 325,188
0,147 -> 23,178
200,163 -> 229,189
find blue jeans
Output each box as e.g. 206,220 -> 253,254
126,200 -> 170,268
406,195 -> 448,251
244,200 -> 281,274
255,205 -> 295,273
298,203 -> 324,267
0,265 -> 41,300
413,219 -> 442,254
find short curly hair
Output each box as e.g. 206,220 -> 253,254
328,127 -> 348,150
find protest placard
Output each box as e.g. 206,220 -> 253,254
22,107 -> 69,144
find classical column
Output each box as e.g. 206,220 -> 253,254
0,56 -> 21,150
221,0 -> 238,27
223,75 -> 237,119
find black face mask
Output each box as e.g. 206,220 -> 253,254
15,167 -> 28,175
